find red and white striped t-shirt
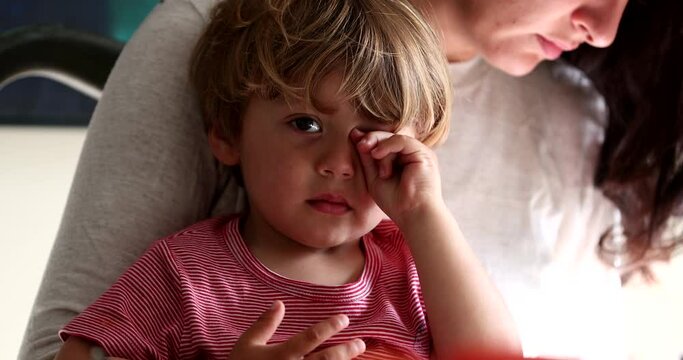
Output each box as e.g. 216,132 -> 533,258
60,216 -> 431,359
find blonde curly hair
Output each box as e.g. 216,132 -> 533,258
191,0 -> 451,146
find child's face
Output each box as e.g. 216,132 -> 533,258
216,73 -> 400,249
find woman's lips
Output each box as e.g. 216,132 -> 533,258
536,35 -> 564,60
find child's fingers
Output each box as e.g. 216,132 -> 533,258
307,338 -> 366,360
237,300 -> 285,345
351,129 -> 381,183
349,128 -> 366,145
377,153 -> 397,179
358,146 -> 379,183
351,129 -> 393,154
231,304 -> 354,360
351,129 -> 417,182
369,134 -> 421,160
370,135 -> 423,180
279,314 -> 350,356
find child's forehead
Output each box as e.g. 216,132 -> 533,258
267,74 -> 360,113
254,70 -> 412,132
259,93 -> 400,131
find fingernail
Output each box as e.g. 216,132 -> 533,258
350,128 -> 362,140
337,314 -> 349,328
354,339 -> 366,353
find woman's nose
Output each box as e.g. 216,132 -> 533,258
571,0 -> 628,48
316,140 -> 356,179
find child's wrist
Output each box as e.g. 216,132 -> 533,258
393,199 -> 449,231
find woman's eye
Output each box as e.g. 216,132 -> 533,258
290,117 -> 321,133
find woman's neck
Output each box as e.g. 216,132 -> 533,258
413,0 -> 478,62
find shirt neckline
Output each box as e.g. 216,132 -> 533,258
222,217 -> 382,302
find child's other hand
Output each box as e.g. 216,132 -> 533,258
229,300 -> 366,360
350,128 -> 442,224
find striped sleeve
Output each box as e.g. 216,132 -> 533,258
60,239 -> 186,360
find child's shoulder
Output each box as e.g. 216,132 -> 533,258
366,220 -> 419,279
168,215 -> 236,238
153,215 -> 239,255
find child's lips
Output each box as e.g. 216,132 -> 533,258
307,194 -> 351,215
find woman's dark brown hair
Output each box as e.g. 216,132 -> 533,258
565,0 -> 683,280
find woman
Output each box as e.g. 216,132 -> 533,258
566,0 -> 683,281
20,0 -> 629,359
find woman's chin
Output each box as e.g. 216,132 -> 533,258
488,54 -> 542,77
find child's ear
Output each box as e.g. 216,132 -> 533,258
208,127 -> 240,165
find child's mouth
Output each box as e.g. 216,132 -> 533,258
307,194 -> 351,215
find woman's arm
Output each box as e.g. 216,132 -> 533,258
18,1 -> 240,359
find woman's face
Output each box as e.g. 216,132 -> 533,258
444,0 -> 628,75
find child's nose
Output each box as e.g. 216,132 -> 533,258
316,140 -> 356,179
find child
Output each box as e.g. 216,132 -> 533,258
55,0 -> 520,359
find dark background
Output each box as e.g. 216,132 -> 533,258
0,0 -> 157,126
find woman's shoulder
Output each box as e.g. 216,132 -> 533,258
164,0 -> 219,20
529,61 -> 609,182
520,60 -> 607,131
453,58 -> 607,131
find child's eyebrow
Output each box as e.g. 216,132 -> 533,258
310,97 -> 339,115
277,94 -> 337,114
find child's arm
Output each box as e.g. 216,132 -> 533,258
54,337 -> 96,360
352,129 -> 522,359
397,202 -> 522,358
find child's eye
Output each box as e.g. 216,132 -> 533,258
289,116 -> 322,133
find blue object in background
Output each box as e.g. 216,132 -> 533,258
0,0 -> 157,126
108,0 -> 159,42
